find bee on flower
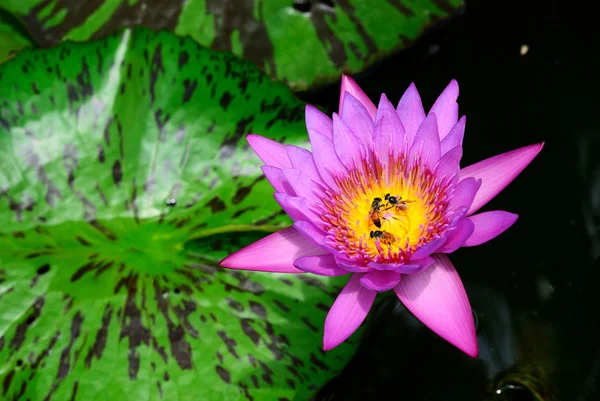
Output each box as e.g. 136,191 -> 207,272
220,74 -> 543,357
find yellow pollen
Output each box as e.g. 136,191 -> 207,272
320,156 -> 452,265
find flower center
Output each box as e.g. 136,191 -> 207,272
319,156 -> 454,265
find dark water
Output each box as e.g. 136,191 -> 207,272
299,1 -> 600,400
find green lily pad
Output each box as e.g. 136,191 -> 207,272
0,27 -> 355,401
0,0 -> 463,90
0,10 -> 32,64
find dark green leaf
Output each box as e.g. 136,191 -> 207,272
0,0 -> 463,90
0,9 -> 32,64
0,27 -> 356,400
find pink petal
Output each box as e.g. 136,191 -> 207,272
324,273 -> 376,350
294,221 -> 327,247
339,74 -> 377,119
286,145 -> 322,183
308,129 -> 347,189
282,168 -> 323,203
440,116 -> 466,155
261,166 -> 295,195
411,237 -> 445,260
434,146 -> 462,182
360,270 -> 401,292
332,113 -> 364,170
247,134 -> 291,168
449,177 -> 481,211
394,254 -> 478,357
294,254 -> 348,276
438,219 -> 475,253
409,113 -> 441,170
219,227 -> 325,273
274,193 -> 320,223
397,83 -> 426,149
373,94 -> 405,174
460,142 -> 544,215
306,105 -> 333,139
340,93 -> 375,149
397,256 -> 435,275
429,79 -> 459,140
463,211 -> 519,247
334,255 -> 370,273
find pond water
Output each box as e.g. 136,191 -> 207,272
299,1 -> 600,399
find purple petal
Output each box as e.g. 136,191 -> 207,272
434,146 -> 462,182
440,116 -> 466,155
306,105 -> 333,139
294,221 -> 327,247
394,254 -> 478,357
339,74 -> 377,119
274,193 -> 321,223
449,177 -> 481,211
397,83 -> 426,149
464,211 -> 519,247
308,129 -> 347,189
340,94 -> 375,149
219,227 -> 325,273
334,255 -> 371,273
429,79 -> 459,140
360,270 -> 401,292
286,145 -> 322,183
282,168 -> 324,203
409,113 -> 441,170
367,261 -> 403,271
247,134 -> 291,168
438,219 -> 475,253
273,192 -> 309,222
397,256 -> 435,275
294,254 -> 348,276
323,273 -> 376,350
373,94 -> 405,173
261,166 -> 295,195
332,113 -> 364,170
411,237 -> 445,260
460,142 -> 544,215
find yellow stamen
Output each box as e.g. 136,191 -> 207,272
319,156 -> 452,264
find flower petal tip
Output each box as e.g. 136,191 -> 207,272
322,336 -> 338,351
461,142 -> 545,214
394,255 -> 478,359
464,210 -> 519,247
449,78 -> 459,91
217,256 -> 233,269
465,344 -> 479,359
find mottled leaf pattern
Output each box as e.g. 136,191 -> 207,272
0,28 -> 355,401
0,11 -> 32,63
0,0 -> 463,90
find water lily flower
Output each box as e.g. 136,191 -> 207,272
220,75 -> 543,358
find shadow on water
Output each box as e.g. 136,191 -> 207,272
298,0 -> 600,399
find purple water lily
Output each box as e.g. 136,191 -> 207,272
220,75 -> 543,357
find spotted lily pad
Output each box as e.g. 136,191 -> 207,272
0,10 -> 32,63
0,27 -> 355,400
0,0 -> 463,90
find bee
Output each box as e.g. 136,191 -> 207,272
384,193 -> 413,211
368,197 -> 383,228
370,230 -> 396,245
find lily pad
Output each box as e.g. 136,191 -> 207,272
0,0 -> 463,90
0,27 -> 355,401
0,10 -> 32,64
